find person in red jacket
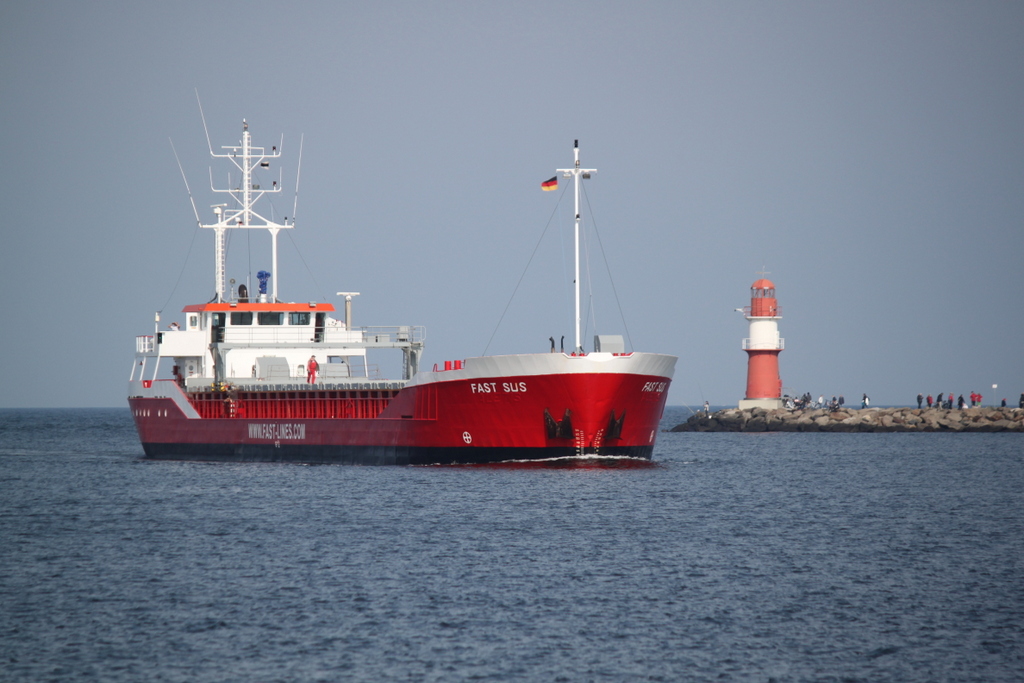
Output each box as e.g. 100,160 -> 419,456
307,355 -> 319,384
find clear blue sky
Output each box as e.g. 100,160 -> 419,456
2,1 -> 1022,408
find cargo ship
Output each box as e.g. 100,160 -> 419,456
128,120 -> 676,464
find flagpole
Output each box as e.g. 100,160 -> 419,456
556,140 -> 595,354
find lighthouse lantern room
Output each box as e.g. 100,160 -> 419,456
738,278 -> 785,410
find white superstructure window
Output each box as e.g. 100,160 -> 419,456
258,312 -> 284,325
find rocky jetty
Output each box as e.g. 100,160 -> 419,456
671,406 -> 1024,433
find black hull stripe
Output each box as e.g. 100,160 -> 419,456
141,443 -> 654,466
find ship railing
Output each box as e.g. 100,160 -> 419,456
742,338 -> 785,350
741,305 -> 783,317
357,326 -> 426,344
187,380 -> 407,392
184,370 -> 404,392
223,380 -> 409,392
217,325 -> 424,347
136,335 -> 155,353
219,327 -> 360,345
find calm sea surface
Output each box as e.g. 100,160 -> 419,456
1,407 -> 1022,682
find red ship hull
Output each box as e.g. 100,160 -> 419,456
129,352 -> 675,465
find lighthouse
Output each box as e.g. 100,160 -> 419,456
738,278 -> 785,410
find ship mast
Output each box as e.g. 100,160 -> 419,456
556,140 -> 596,354
202,120 -> 288,302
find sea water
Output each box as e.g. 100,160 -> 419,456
1,407 -> 1022,682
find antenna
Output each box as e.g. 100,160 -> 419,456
195,88 -> 214,157
169,138 -> 201,227
158,138 -> 208,316
292,133 -> 304,225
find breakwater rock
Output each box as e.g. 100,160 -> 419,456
671,407 -> 1024,433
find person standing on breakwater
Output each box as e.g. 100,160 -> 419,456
927,394 -> 933,408
949,393 -> 954,409
1002,398 -> 1007,408
862,394 -> 870,409
1019,393 -> 1024,409
957,394 -> 966,409
917,393 -> 923,409
839,395 -> 845,408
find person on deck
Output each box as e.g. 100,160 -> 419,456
307,355 -> 319,384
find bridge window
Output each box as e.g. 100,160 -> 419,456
258,312 -> 284,325
230,312 -> 253,325
289,312 -> 310,326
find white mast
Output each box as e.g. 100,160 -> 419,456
202,120 -> 288,302
556,140 -> 596,354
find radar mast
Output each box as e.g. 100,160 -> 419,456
201,120 -> 289,302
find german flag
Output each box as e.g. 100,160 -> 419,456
541,176 -> 558,191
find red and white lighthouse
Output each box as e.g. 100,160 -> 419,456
738,278 -> 785,410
